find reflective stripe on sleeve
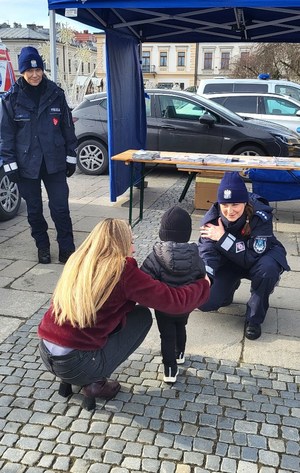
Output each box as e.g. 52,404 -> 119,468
205,264 -> 214,276
3,162 -> 18,172
220,233 -> 236,251
66,156 -> 77,164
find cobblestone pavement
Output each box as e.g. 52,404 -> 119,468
0,169 -> 300,473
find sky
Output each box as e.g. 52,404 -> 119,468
1,0 -> 98,32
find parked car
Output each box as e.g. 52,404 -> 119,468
197,78 -> 300,101
72,89 -> 300,175
0,159 -> 21,221
204,92 -> 300,134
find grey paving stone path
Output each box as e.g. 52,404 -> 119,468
0,168 -> 300,472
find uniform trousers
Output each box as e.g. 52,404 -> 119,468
199,255 -> 282,325
39,305 -> 153,386
18,165 -> 75,252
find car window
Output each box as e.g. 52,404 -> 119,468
275,85 -> 300,101
263,97 -> 300,115
203,83 -> 234,93
158,95 -> 220,122
223,96 -> 258,114
234,83 -> 268,92
96,98 -> 108,119
145,95 -> 151,117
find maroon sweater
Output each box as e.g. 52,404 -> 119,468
38,257 -> 210,350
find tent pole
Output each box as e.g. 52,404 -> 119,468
49,10 -> 57,84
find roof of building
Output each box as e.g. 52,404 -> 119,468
0,27 -> 49,40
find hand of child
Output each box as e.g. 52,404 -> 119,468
204,274 -> 211,286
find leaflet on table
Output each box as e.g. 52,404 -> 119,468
161,154 -> 274,165
132,150 -> 160,160
274,157 -> 300,166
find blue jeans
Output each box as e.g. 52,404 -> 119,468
39,305 -> 153,386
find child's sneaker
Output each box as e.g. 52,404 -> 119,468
176,352 -> 185,364
164,365 -> 179,383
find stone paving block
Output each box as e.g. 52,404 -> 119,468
237,461 -> 258,473
0,288 -> 50,318
0,316 -> 23,343
0,260 -> 36,278
141,458 -> 161,472
259,450 -> 280,467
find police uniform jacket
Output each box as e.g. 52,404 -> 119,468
0,77 -> 77,179
141,241 -> 207,317
198,193 -> 290,279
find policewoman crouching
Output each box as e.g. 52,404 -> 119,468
198,172 -> 290,340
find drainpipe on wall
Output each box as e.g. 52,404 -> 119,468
194,42 -> 199,88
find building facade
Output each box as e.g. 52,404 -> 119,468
0,24 -> 98,105
95,32 -> 254,91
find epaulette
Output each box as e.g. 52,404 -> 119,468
255,210 -> 270,221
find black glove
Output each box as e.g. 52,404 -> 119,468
66,163 -> 76,178
6,170 -> 20,183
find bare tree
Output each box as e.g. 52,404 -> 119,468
231,43 -> 300,81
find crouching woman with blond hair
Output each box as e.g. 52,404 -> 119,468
38,218 -> 210,410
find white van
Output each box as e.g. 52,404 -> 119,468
197,78 -> 300,102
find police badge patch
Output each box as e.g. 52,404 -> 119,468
224,189 -> 232,200
253,236 -> 267,254
236,241 -> 245,253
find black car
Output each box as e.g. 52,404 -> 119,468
72,89 -> 300,175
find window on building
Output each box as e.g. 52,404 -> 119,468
204,52 -> 213,70
221,52 -> 230,70
177,52 -> 185,67
68,59 -> 71,73
81,63 -> 84,74
88,63 -> 91,74
142,51 -> 150,73
56,57 -> 59,67
240,51 -> 250,62
160,52 -> 167,67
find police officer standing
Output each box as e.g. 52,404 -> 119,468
0,46 -> 77,264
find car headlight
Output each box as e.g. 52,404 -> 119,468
272,133 -> 300,146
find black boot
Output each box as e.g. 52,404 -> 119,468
59,249 -> 74,264
82,379 -> 121,410
38,248 -> 51,264
245,322 -> 261,340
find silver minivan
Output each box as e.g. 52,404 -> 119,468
197,78 -> 300,102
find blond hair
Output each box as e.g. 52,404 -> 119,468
52,218 -> 132,328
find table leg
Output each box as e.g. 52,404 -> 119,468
129,162 -> 146,228
179,172 -> 195,202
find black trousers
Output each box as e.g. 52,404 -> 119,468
18,166 -> 74,252
199,255 -> 282,325
155,311 -> 189,367
39,305 -> 153,386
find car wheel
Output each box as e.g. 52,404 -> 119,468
233,145 -> 265,156
77,139 -> 108,175
0,167 -> 21,221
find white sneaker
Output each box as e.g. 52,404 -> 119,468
163,365 -> 179,383
176,352 -> 185,364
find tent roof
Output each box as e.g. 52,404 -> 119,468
48,1 -> 300,43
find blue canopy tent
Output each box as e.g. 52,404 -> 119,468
47,1 -> 300,202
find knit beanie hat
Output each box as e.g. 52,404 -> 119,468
159,206 -> 192,243
217,172 -> 249,204
18,46 -> 44,74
